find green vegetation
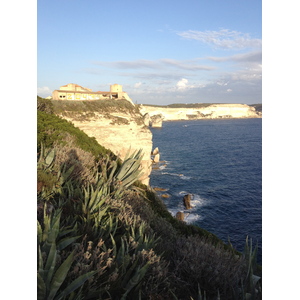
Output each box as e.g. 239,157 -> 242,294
250,104 -> 262,113
51,98 -> 144,124
37,111 -> 112,159
37,96 -> 261,299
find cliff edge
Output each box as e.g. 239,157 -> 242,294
140,103 -> 261,127
51,99 -> 153,185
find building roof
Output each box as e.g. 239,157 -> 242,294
61,83 -> 81,87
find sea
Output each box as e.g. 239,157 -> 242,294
149,118 -> 262,264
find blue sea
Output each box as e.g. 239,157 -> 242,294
149,118 -> 262,264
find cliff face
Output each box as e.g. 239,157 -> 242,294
52,100 -> 153,185
140,103 -> 261,126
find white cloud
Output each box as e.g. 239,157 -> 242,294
177,29 -> 261,50
217,81 -> 229,86
226,89 -> 232,92
207,51 -> 262,63
176,78 -> 189,90
160,58 -> 214,71
93,58 -> 214,72
134,82 -> 142,88
37,86 -> 52,97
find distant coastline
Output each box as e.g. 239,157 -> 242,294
139,103 -> 262,127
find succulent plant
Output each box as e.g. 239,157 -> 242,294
37,204 -> 95,300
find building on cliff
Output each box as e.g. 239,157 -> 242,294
52,83 -> 132,101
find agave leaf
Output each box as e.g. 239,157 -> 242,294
48,251 -> 75,300
107,161 -> 118,183
45,243 -> 57,290
42,211 -> 51,243
115,150 -> 143,184
38,143 -> 45,165
45,148 -> 56,168
55,270 -> 97,300
37,273 -> 46,300
58,223 -> 78,238
121,262 -> 150,300
44,211 -> 62,251
38,245 -> 44,275
37,220 -> 43,243
57,235 -> 81,251
120,257 -> 141,288
62,165 -> 75,181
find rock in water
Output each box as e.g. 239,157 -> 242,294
153,153 -> 160,163
183,194 -> 192,209
176,211 -> 185,221
150,114 -> 163,127
152,147 -> 159,155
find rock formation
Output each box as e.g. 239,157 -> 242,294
150,114 -> 163,128
183,194 -> 192,210
176,211 -> 185,221
140,104 -> 262,125
143,113 -> 151,127
53,100 -> 153,185
151,147 -> 160,163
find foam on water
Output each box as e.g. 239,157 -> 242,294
168,208 -> 203,224
178,191 -> 209,207
162,172 -> 191,180
180,175 -> 191,180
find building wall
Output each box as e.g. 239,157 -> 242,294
52,83 -> 127,101
52,91 -> 110,100
110,84 -> 122,93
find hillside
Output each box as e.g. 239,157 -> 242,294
37,97 -> 261,299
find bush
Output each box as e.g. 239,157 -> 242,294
37,110 -> 113,159
37,96 -> 54,114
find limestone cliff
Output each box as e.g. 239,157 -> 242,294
51,99 -> 153,185
139,103 -> 261,127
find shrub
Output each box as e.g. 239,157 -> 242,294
37,96 -> 54,114
37,110 -> 113,158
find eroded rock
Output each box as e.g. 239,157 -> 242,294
183,194 -> 192,209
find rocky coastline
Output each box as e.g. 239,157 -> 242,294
52,100 -> 262,186
140,103 -> 262,128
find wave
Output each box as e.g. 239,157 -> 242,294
168,208 -> 203,224
162,172 -> 191,180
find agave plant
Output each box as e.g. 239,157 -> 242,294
37,143 -> 75,201
37,204 -> 96,300
241,236 -> 262,300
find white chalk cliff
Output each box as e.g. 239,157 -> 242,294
140,103 -> 261,126
54,101 -> 153,185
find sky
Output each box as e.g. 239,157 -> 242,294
37,0 -> 262,105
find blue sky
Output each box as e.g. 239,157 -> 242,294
38,0 -> 262,104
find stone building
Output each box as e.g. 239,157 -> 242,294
52,83 -> 129,101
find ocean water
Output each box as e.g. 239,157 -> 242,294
150,118 -> 262,264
